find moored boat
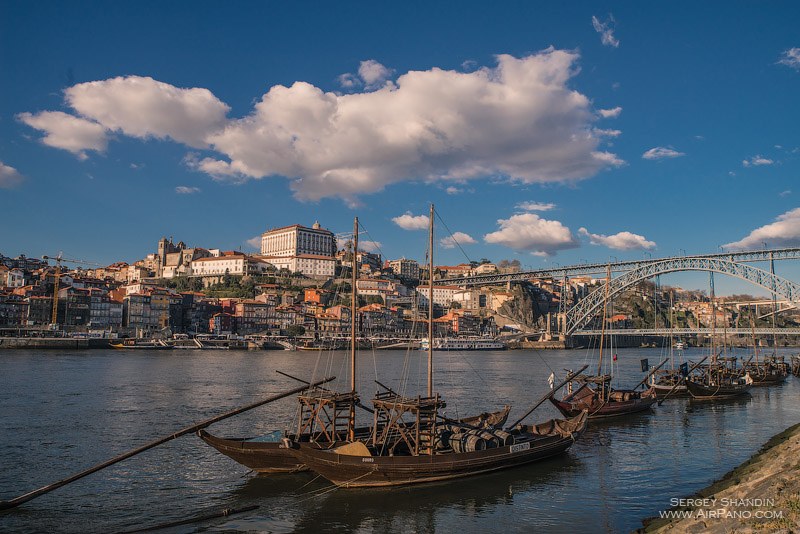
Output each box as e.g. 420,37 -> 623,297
284,410 -> 588,487
198,405 -> 511,474
199,215 -> 514,476
550,265 -> 658,419
286,204 -> 587,488
420,336 -> 505,351
549,375 -> 657,419
685,375 -> 752,400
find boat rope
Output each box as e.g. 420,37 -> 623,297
295,473 -> 323,491
295,471 -> 374,502
433,207 -> 474,265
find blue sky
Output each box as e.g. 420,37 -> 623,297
1,1 -> 799,294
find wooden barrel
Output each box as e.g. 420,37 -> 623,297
434,429 -> 454,450
449,433 -> 486,452
492,430 -> 515,446
476,431 -> 500,448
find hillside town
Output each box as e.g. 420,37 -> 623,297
0,221 -> 795,347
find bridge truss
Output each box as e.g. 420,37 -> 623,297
564,257 -> 800,335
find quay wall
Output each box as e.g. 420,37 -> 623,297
0,337 -> 111,349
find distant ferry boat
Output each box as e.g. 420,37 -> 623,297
674,341 -> 686,350
420,337 -> 505,351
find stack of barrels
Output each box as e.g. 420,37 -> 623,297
434,426 -> 515,452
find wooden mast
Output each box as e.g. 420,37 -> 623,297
427,203 -> 434,398
350,216 -> 358,440
597,264 -> 611,376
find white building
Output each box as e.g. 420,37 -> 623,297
189,254 -> 275,277
416,285 -> 462,308
6,268 -> 25,288
259,254 -> 336,279
260,222 -> 336,258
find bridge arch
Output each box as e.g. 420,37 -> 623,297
564,257 -> 800,335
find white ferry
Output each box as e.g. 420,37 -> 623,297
420,337 -> 506,351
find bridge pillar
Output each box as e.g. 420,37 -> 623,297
545,312 -> 551,340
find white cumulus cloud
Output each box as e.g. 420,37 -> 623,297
483,213 -> 578,256
778,48 -> 800,71
359,240 -> 383,253
246,236 -> 262,250
175,186 -> 201,194
595,128 -> 621,137
579,227 -> 656,250
722,208 -> 800,249
598,106 -> 622,118
742,155 -> 774,167
516,201 -> 556,212
358,60 -> 393,88
392,212 -> 430,230
18,49 -> 624,203
642,147 -> 685,160
440,232 -> 477,249
0,161 -> 25,188
17,111 -> 107,160
65,76 -> 230,148
592,15 -> 620,48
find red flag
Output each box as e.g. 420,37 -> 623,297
613,353 -> 618,361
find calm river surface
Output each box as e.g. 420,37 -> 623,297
1,347 -> 799,533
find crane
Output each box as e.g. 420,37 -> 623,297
42,254 -> 103,327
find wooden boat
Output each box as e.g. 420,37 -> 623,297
744,355 -> 788,386
650,298 -> 689,398
650,371 -> 688,398
686,375 -> 752,400
197,405 -> 511,474
550,265 -> 658,419
199,216 -> 513,475
283,410 -> 588,487
549,375 -> 657,419
286,204 -> 587,488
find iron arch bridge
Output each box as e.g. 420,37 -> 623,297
565,257 -> 800,335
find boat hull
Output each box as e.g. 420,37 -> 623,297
549,385 -> 657,420
199,406 -> 511,474
652,382 -> 688,398
685,379 -> 751,400
285,412 -> 587,488
197,430 -> 307,473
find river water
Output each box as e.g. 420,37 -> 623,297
1,347 -> 798,533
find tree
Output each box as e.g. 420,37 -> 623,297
287,324 -> 306,337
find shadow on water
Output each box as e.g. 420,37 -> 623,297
216,452 -> 584,533
686,394 -> 753,413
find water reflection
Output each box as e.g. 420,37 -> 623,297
0,349 -> 798,533
219,453 -> 584,533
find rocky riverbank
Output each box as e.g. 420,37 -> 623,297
641,422 -> 800,533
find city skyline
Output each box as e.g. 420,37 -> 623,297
2,1 -> 799,295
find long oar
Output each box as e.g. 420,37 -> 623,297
657,356 -> 708,405
505,364 -> 589,430
121,505 -> 259,533
632,358 -> 670,390
0,377 -> 335,511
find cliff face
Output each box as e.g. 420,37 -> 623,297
498,283 -> 550,330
